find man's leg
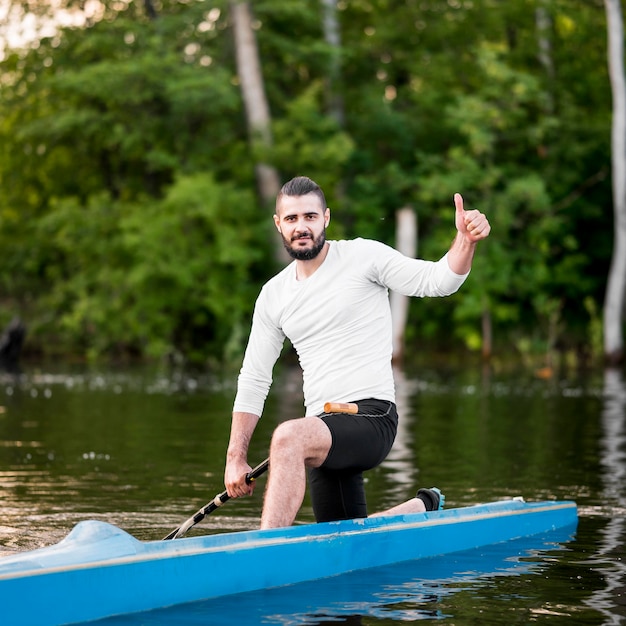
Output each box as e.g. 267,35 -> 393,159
370,488 -> 444,517
369,499 -> 425,517
308,467 -> 367,522
261,416 -> 332,529
308,400 -> 397,523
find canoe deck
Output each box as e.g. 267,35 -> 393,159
0,498 -> 578,626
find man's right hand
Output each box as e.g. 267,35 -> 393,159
225,411 -> 261,497
224,458 -> 255,498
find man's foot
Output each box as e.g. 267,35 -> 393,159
416,487 -> 445,511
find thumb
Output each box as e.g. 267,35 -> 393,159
454,192 -> 464,215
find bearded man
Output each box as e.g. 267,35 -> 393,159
224,176 -> 491,528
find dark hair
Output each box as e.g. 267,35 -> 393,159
276,176 -> 326,212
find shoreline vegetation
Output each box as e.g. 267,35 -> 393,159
0,1 -> 618,369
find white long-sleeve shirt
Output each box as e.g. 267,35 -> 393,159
233,238 -> 469,417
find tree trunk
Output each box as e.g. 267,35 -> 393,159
391,207 -> 417,363
321,0 -> 345,127
604,0 -> 626,365
481,302 -> 492,360
535,1 -> 555,113
230,2 -> 285,257
144,0 -> 158,20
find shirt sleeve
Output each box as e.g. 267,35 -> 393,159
367,239 -> 469,297
232,287 -> 286,416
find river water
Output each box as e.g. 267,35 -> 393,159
0,362 -> 624,624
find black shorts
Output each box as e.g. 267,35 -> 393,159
308,398 -> 398,523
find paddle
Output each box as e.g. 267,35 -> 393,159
163,458 -> 269,540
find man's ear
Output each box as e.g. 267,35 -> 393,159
325,208 -> 331,228
273,214 -> 281,231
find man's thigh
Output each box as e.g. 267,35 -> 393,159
320,399 -> 398,471
307,399 -> 398,523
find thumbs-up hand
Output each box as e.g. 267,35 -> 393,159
454,193 -> 491,244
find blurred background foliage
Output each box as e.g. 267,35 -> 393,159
0,0 -> 613,368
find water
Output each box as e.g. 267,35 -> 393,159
0,362 -> 624,624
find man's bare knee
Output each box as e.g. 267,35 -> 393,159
269,417 -> 331,466
270,420 -> 303,455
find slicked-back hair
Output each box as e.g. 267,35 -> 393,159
276,176 -> 327,213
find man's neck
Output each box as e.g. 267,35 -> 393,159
295,242 -> 330,280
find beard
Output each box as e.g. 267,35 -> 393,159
282,229 -> 327,261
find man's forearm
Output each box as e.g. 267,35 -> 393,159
227,412 -> 260,462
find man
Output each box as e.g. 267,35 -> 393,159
225,176 -> 491,529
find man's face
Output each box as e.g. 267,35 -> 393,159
274,193 -> 330,261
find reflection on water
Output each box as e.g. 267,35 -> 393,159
0,363 -> 625,624
600,368 -> 626,505
581,368 -> 626,624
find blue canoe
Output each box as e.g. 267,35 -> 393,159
0,498 -> 577,626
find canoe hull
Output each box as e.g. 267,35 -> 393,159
0,499 -> 578,626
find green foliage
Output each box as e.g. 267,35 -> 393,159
32,176 -> 267,362
0,0 -> 614,364
269,82 -> 354,206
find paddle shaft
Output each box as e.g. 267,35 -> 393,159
163,458 -> 269,540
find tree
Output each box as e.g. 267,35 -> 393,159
391,208 -> 417,362
0,1 -> 270,361
604,0 -> 626,365
0,0 -> 616,364
229,3 -> 281,207
321,0 -> 345,126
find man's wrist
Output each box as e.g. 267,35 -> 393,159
226,447 -> 249,464
454,231 -> 477,249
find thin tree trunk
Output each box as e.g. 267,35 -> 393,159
144,0 -> 158,20
321,0 -> 344,126
391,207 -> 417,363
535,1 -> 555,113
604,0 -> 626,364
481,303 -> 492,360
230,2 -> 285,257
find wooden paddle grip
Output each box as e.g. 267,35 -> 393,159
323,402 -> 358,414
